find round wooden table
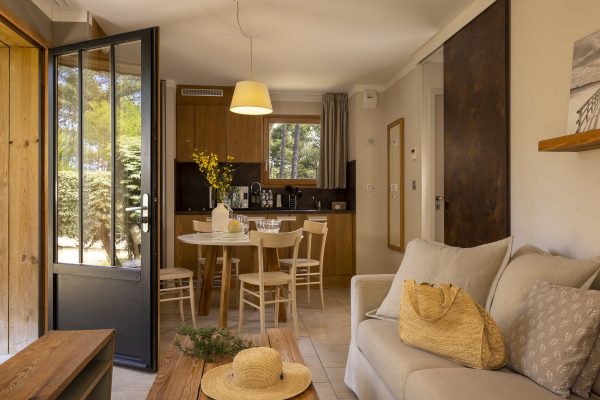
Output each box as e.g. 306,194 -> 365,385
177,233 -> 286,327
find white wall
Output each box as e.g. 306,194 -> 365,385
272,100 -> 321,116
351,91 -> 399,274
511,0 -> 600,258
351,62 -> 443,274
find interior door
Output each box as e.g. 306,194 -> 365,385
443,0 -> 509,247
48,27 -> 159,369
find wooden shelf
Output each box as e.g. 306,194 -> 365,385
538,129 -> 600,152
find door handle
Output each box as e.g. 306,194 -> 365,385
125,193 -> 150,232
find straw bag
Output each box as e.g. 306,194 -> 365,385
398,280 -> 506,370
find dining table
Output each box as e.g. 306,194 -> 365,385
177,232 -> 287,328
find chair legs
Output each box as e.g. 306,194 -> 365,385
189,278 -> 197,328
319,279 -> 325,310
290,282 -> 299,339
178,278 -> 184,322
238,282 -> 245,335
307,272 -> 311,305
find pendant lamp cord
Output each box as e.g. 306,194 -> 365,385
234,0 -> 253,80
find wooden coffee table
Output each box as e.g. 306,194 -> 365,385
147,327 -> 319,400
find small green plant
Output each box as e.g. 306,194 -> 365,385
174,326 -> 251,362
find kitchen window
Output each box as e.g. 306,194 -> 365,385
263,115 -> 321,186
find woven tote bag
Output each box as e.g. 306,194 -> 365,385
398,280 -> 506,369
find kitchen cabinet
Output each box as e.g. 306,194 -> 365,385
176,104 -> 227,162
176,85 -> 263,163
226,113 -> 263,162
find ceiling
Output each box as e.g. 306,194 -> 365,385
36,0 -> 475,92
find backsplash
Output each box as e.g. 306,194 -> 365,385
175,161 -> 355,211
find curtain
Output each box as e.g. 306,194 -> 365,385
318,93 -> 348,189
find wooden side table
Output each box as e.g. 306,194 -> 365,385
0,329 -> 115,400
147,327 -> 319,400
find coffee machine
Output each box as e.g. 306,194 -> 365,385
250,181 -> 262,208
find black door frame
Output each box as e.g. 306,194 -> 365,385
47,27 -> 159,370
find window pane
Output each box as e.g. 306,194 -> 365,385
56,53 -> 80,264
82,47 -> 112,266
115,41 -> 142,268
267,121 -> 320,180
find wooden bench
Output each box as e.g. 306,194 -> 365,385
148,327 -> 319,399
0,329 -> 115,400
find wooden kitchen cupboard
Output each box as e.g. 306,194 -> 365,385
176,85 -> 263,163
176,104 -> 226,162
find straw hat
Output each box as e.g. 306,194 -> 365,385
201,347 -> 312,400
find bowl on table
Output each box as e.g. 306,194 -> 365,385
255,219 -> 281,233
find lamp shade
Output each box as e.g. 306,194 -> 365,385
230,80 -> 273,115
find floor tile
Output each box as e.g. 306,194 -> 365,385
315,344 -> 350,368
314,382 -> 338,400
326,367 -> 357,399
111,366 -> 156,391
303,355 -> 329,383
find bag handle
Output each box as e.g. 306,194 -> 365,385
404,280 -> 460,321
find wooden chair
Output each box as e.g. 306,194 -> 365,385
238,229 -> 302,338
279,220 -> 328,309
159,268 -> 196,328
192,220 -> 241,299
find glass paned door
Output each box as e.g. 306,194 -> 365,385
49,28 -> 158,369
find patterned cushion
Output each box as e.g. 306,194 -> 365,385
507,281 -> 600,398
573,335 -> 600,398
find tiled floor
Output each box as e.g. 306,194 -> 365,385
112,287 -> 357,400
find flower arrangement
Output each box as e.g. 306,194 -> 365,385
175,326 -> 251,362
191,151 -> 235,203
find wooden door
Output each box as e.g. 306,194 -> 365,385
195,105 -> 226,160
176,105 -> 195,161
226,113 -> 262,162
443,0 -> 509,247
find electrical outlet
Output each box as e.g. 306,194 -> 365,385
390,184 -> 399,192
366,184 -> 375,192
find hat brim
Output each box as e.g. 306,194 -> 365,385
201,361 -> 312,400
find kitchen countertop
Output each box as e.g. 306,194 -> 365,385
175,208 -> 355,215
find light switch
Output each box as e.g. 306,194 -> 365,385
410,148 -> 417,160
366,184 -> 375,192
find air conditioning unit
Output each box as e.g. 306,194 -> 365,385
181,88 -> 223,97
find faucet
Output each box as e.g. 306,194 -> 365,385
312,196 -> 322,210
250,181 -> 261,194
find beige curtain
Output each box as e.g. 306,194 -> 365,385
318,93 -> 348,189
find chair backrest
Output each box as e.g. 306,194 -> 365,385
193,220 -> 212,233
302,220 -> 328,264
250,229 -> 303,281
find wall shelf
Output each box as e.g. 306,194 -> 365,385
538,129 -> 600,152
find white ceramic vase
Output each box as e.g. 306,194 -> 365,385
211,203 -> 230,232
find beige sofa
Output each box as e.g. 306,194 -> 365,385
344,268 -> 600,400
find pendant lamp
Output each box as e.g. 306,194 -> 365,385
230,1 -> 272,115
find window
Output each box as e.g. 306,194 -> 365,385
263,115 -> 321,186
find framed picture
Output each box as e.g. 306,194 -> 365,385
567,28 -> 600,134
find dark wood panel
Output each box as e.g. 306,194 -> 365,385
176,104 -> 194,162
443,0 -> 509,247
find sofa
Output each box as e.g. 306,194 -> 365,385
344,241 -> 600,400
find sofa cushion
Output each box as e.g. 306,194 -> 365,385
356,318 -> 463,399
573,334 -> 600,398
404,368 -> 585,400
375,237 -> 512,321
506,281 -> 600,398
489,245 -> 600,338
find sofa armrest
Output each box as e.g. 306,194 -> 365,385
350,274 -> 395,342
